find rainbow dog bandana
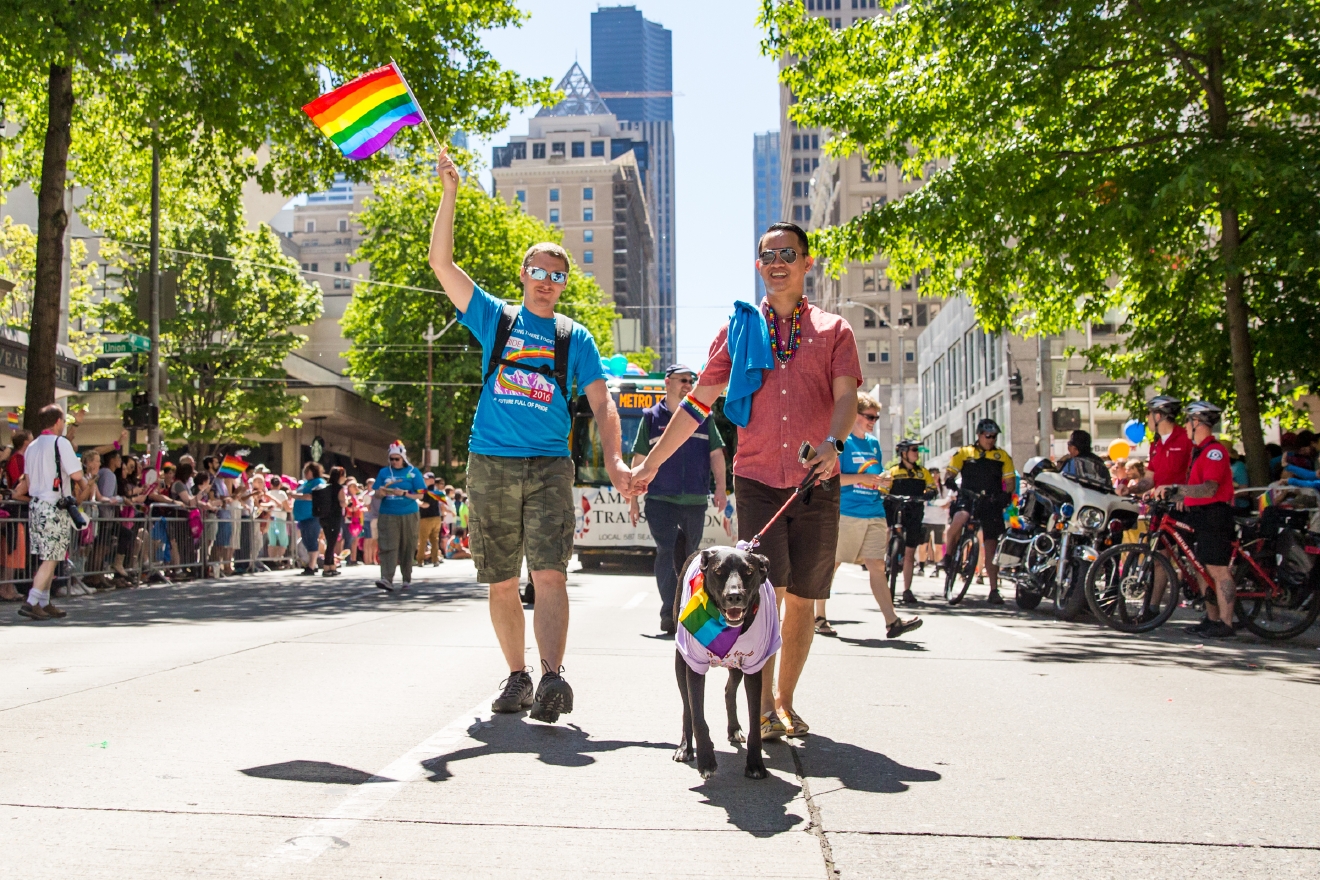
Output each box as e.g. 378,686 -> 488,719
676,555 -> 781,675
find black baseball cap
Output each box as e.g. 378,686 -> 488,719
665,364 -> 697,378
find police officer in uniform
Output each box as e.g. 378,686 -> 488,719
881,438 -> 938,606
941,418 -> 1016,605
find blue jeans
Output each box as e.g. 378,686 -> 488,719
645,497 -> 708,623
297,518 -> 321,560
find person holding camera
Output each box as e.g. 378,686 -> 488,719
19,404 -> 86,621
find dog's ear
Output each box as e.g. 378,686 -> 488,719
750,553 -> 772,584
700,549 -> 718,569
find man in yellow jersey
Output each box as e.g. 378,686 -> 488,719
941,419 -> 1016,604
881,438 -> 939,606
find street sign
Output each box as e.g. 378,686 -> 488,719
103,334 -> 151,355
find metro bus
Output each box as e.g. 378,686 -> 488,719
570,375 -> 736,568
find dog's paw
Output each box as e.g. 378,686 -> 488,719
699,763 -> 718,780
672,744 -> 695,763
727,727 -> 745,746
744,761 -> 768,780
696,749 -> 718,779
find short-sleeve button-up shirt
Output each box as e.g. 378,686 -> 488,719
699,299 -> 863,489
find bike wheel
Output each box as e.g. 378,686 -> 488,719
1236,563 -> 1320,640
1014,581 -> 1043,610
1054,560 -> 1089,621
886,534 -> 902,601
1083,543 -> 1178,633
947,532 -> 977,605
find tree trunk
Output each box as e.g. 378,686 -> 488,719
1220,206 -> 1268,485
24,64 -> 74,431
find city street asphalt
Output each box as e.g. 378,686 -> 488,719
2,558 -> 1318,879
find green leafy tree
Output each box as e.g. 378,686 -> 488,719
0,0 -> 551,429
763,0 -> 1320,483
89,148 -> 322,454
342,160 -> 621,477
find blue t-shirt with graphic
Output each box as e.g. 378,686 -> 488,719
374,465 -> 426,516
459,285 -> 605,458
839,433 -> 885,519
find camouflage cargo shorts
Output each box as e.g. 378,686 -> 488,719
466,453 -> 575,584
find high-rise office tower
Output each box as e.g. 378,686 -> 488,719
752,131 -> 782,297
592,5 -> 676,368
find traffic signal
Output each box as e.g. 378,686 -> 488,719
1009,369 -> 1024,403
123,392 -> 159,429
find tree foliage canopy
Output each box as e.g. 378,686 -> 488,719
341,160 -> 622,476
763,0 -> 1320,479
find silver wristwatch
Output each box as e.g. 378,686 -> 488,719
826,436 -> 845,454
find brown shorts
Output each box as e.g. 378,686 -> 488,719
735,475 -> 840,600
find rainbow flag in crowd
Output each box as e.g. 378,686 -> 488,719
679,572 -> 740,659
426,488 -> 445,502
217,455 -> 249,479
5,412 -> 19,428
302,63 -> 426,160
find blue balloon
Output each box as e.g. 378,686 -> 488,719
609,354 -> 629,375
1123,419 -> 1146,444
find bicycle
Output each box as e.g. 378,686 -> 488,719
944,488 -> 995,606
1084,498 -> 1320,639
885,495 -> 926,601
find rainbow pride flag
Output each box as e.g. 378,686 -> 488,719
217,455 -> 249,479
426,488 -> 446,502
5,412 -> 19,428
679,573 -> 740,659
302,63 -> 426,160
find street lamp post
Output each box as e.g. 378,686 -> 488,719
423,321 -> 442,469
147,141 -> 162,458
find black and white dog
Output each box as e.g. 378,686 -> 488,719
671,528 -> 778,780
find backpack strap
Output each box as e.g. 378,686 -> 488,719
482,304 -> 575,411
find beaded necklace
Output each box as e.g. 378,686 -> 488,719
765,297 -> 805,364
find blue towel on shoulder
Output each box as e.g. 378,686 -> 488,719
723,300 -> 774,428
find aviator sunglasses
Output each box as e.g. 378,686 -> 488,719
759,247 -> 799,265
527,266 -> 569,284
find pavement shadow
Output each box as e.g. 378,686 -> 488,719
240,760 -> 395,785
1004,627 -> 1320,685
837,636 -> 928,652
1,576 -> 486,628
690,751 -> 805,838
792,734 -> 942,795
421,714 -> 671,780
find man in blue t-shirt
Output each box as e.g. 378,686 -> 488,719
372,441 -> 427,592
825,394 -> 921,639
429,147 -> 632,724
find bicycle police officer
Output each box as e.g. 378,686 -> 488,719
882,438 -> 938,606
941,418 -> 1016,605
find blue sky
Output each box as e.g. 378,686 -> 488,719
474,1 -> 782,365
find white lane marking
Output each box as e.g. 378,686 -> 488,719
252,692 -> 498,870
621,591 -> 649,610
962,616 -> 1039,642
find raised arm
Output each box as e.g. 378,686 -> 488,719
427,147 -> 476,313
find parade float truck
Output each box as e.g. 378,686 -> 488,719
570,375 -> 735,568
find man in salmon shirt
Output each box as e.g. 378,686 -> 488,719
1151,401 -> 1238,638
631,221 -> 861,741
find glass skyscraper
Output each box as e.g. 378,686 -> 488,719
592,5 -> 676,368
753,132 -> 782,297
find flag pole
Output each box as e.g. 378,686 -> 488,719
390,60 -> 445,151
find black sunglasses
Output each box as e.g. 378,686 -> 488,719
759,247 -> 799,265
527,266 -> 568,284
859,412 -> 879,422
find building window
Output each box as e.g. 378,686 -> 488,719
792,134 -> 801,150
879,339 -> 891,363
304,220 -> 314,233
584,250 -> 594,264
551,142 -> 565,156
792,181 -> 803,198
549,208 -> 560,224
571,141 -> 585,158
338,219 -> 348,232
792,158 -> 802,173
583,187 -> 594,201
591,140 -> 605,156
533,142 -> 546,159
862,268 -> 876,292
917,303 -> 928,326
300,263 -> 308,270
333,262 -> 342,272
862,306 -> 877,328
583,208 -> 594,221
516,189 -> 526,203
584,229 -> 594,242
904,338 -> 916,364
865,340 -> 877,364
793,205 -> 803,221
549,188 -> 560,202
812,157 -> 820,170
310,263 -> 318,272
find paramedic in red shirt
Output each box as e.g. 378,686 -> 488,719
1152,401 -> 1238,639
1128,395 -> 1192,494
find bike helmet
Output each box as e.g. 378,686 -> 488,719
895,438 -> 926,454
976,418 -> 1001,437
1184,400 -> 1222,429
1023,456 -> 1057,479
1146,394 -> 1182,419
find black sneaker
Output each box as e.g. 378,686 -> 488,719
986,589 -> 1005,606
491,669 -> 534,713
659,614 -> 676,636
1185,617 -> 1212,635
298,568 -> 316,576
887,616 -> 923,639
901,590 -> 918,606
1203,620 -> 1236,639
528,664 -> 574,723
374,579 -> 394,593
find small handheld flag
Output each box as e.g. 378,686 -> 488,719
5,412 -> 19,428
302,63 -> 434,160
217,455 -> 249,480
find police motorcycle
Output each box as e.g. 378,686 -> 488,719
994,457 -> 1140,620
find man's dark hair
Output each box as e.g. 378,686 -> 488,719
758,221 -> 810,256
304,461 -> 324,478
34,403 -> 65,432
1299,430 -> 1317,447
202,455 -> 218,471
1068,429 -> 1093,454
102,449 -> 122,468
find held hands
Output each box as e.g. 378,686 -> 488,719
629,458 -> 658,498
605,455 -> 633,499
436,146 -> 461,190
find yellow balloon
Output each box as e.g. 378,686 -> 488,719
1107,439 -> 1131,461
